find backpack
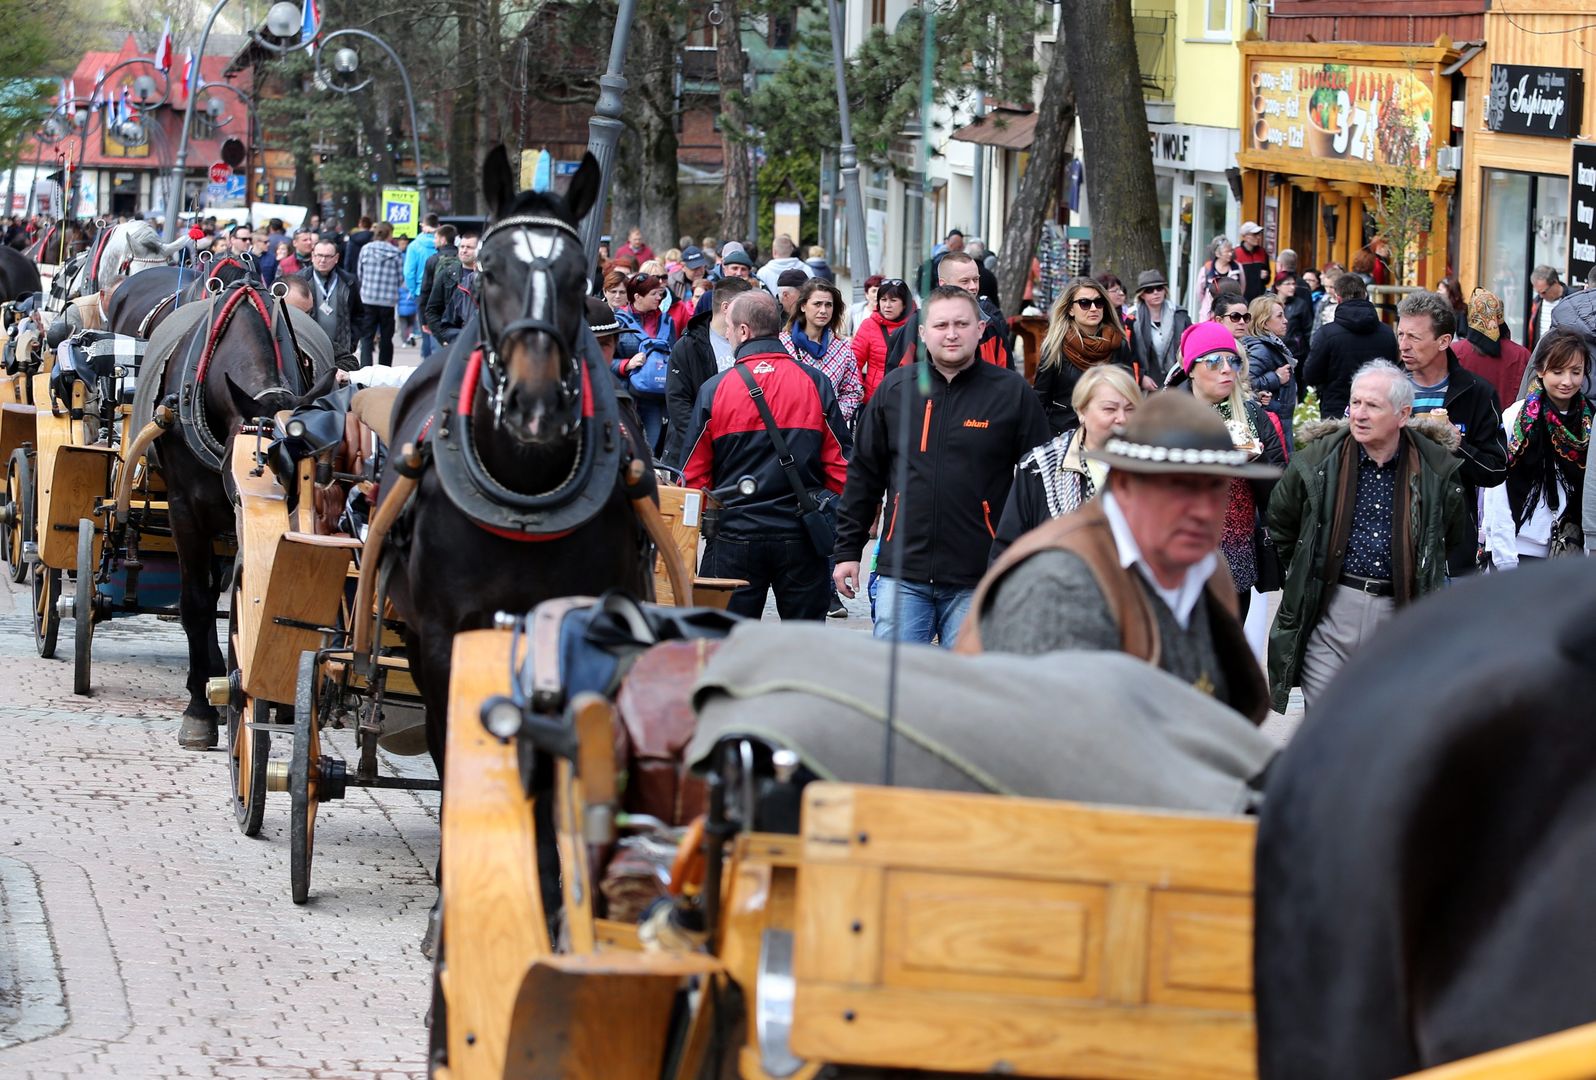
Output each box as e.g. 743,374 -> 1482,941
441,270 -> 477,331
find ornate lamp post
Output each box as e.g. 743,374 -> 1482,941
312,29 -> 427,220
579,0 -> 641,277
162,0 -> 310,241
826,0 -> 874,303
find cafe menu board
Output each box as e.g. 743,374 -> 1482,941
1247,59 -> 1437,174
1569,141 -> 1596,287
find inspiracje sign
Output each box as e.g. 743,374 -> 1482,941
1487,65 -> 1584,139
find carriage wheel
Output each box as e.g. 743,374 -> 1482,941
225,562 -> 270,836
290,650 -> 321,905
72,519 -> 97,697
427,930 -> 448,1076
31,558 -> 59,659
2,448 -> 28,585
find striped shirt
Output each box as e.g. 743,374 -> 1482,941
1410,376 -> 1448,414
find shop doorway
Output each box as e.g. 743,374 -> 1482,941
1479,169 -> 1570,342
1290,190 -> 1318,276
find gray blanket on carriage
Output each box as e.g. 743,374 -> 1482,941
128,300 -> 336,432
687,624 -> 1277,815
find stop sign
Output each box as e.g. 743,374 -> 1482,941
208,161 -> 231,185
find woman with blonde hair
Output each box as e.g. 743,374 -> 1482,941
1243,292 -> 1297,450
991,364 -> 1142,559
1032,276 -> 1136,435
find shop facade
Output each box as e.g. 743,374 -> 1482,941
1148,121 -> 1240,310
1456,4 -> 1596,343
1234,40 -> 1457,286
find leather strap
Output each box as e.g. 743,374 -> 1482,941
731,361 -> 818,515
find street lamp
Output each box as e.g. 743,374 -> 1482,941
162,0 -> 313,241
313,28 -> 427,220
581,0 -> 641,277
825,0 -> 872,303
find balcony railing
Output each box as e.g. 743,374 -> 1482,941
1134,8 -> 1176,101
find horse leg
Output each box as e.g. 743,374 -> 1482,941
166,479 -> 224,748
409,628 -> 452,959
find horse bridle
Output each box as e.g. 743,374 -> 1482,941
473,213 -> 586,425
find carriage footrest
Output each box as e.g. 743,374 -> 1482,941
318,756 -> 348,802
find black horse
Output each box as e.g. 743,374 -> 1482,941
381,146 -> 653,773
107,253 -> 259,339
0,246 -> 42,305
1255,559 -> 1596,1078
148,281 -> 327,748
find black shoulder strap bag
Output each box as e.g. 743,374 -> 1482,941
731,362 -> 837,559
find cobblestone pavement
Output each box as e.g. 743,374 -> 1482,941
0,578 -> 440,1079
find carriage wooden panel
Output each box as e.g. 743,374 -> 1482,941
654,482 -> 745,610
0,403 -> 37,471
38,443 -> 114,570
790,783 -> 1258,1079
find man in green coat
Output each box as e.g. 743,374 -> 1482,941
1267,359 -> 1473,711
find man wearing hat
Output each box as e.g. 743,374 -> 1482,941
1235,221 -> 1272,301
956,390 -> 1277,721
1452,288 -> 1531,410
1128,268 -> 1191,386
669,245 -> 710,325
718,243 -> 755,282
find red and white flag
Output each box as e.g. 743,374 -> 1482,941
155,17 -> 173,72
182,50 -> 196,102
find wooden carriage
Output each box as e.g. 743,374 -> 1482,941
429,625 -> 1596,1080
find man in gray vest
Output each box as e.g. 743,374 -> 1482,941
297,236 -> 362,368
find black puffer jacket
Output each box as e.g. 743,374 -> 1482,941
1244,332 -> 1298,438
1127,300 -> 1192,385
662,309 -> 717,467
1302,298 -> 1398,419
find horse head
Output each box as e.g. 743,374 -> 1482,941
476,145 -> 601,447
194,282 -> 318,446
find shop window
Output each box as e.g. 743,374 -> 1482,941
1201,0 -> 1230,40
1480,169 -> 1569,341
768,8 -> 795,49
871,0 -> 887,27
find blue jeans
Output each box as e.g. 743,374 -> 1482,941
872,577 -> 974,648
420,328 -> 436,359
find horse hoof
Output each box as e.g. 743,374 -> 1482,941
420,901 -> 441,960
178,715 -> 219,750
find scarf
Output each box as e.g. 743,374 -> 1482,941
1463,324 -> 1502,358
1061,321 -> 1125,372
1507,379 -> 1592,529
790,323 -> 830,361
1213,396 -> 1259,591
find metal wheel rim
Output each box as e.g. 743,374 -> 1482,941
290,650 -> 320,904
32,562 -> 58,659
72,519 -> 94,696
8,449 -> 31,585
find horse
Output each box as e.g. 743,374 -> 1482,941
0,246 -> 42,304
1254,559 -> 1596,1078
381,147 -> 654,772
139,280 -> 335,748
106,252 -> 259,339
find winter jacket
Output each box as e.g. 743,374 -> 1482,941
419,244 -> 458,332
755,256 -> 813,296
884,298 -> 1013,373
429,266 -> 478,343
1127,300 -> 1191,385
1196,259 -> 1243,321
989,427 -> 1097,563
1235,242 -> 1272,301
612,306 -> 678,398
424,257 -> 473,332
805,257 -> 835,282
834,358 -> 1050,589
852,309 -> 908,402
1302,298 -> 1399,420
1483,398 -> 1589,569
1032,335 -> 1137,436
681,337 -> 851,538
1453,327 -> 1531,411
1244,333 -> 1298,436
663,309 -> 719,467
402,231 -> 437,305
1266,417 -> 1471,711
295,266 -> 364,359
343,228 -> 373,274
779,327 -> 863,423
1281,291 -> 1314,360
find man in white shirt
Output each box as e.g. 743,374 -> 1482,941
958,391 -> 1278,721
756,234 -> 814,295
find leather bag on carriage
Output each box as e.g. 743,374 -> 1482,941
686,622 -> 1277,815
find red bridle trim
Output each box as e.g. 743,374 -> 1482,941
193,287 -> 284,391
473,520 -> 575,543
459,348 -> 483,410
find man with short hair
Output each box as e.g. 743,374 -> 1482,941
278,228 -> 315,276
419,224 -> 459,338
280,274 -> 315,314
1529,265 -> 1567,348
356,221 -> 403,366
1396,289 -> 1507,572
884,251 -> 1013,370
228,223 -> 253,256
1235,221 -> 1272,300
1267,360 -> 1471,709
682,291 -> 851,620
426,233 -> 479,344
918,228 -> 965,292
343,215 -> 374,273
616,227 -> 653,264
663,275 -> 754,466
834,286 -> 1049,648
297,238 -> 363,366
756,234 -> 814,295
776,268 -> 808,320
958,390 -> 1275,720
1303,272 -> 1399,420
403,213 -> 441,358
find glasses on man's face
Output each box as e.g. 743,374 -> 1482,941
1221,312 -> 1248,323
1074,296 -> 1105,310
313,251 -> 338,260
1197,354 -> 1237,371
235,235 -> 251,243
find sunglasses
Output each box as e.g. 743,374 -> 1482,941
880,278 -> 906,288
1221,312 -> 1248,322
1196,354 -> 1237,370
1073,296 -> 1105,310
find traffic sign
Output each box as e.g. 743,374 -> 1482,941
224,174 -> 246,201
208,161 -> 231,185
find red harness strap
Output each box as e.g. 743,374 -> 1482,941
193,287 -> 285,390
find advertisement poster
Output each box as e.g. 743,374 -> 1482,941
1569,142 -> 1596,286
381,188 -> 420,238
1246,59 -> 1436,172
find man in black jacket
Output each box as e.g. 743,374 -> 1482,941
834,286 -> 1049,647
884,252 -> 1012,371
1303,273 -> 1399,419
418,225 -> 459,339
425,233 -> 478,343
1396,289 -> 1507,575
662,276 -> 752,467
343,215 -> 374,273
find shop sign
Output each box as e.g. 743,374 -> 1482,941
1246,58 -> 1438,174
1487,65 -> 1582,140
1568,142 -> 1596,285
1148,124 -> 1239,174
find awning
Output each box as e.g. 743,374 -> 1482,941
1442,41 -> 1485,77
951,110 -> 1037,151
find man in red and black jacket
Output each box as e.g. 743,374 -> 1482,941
682,291 -> 851,620
1235,221 -> 1273,301
833,286 -> 1050,648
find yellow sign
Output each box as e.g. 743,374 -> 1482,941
381,188 -> 420,239
1247,58 -> 1437,173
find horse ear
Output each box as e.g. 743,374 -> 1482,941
222,372 -> 265,423
564,153 -> 603,225
482,145 -> 518,220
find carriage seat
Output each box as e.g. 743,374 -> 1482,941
614,640 -> 719,826
350,386 -> 399,447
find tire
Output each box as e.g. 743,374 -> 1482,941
427,930 -> 448,1076
72,518 -> 95,697
290,650 -> 320,905
2,448 -> 26,585
31,559 -> 59,660
225,559 -> 272,836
